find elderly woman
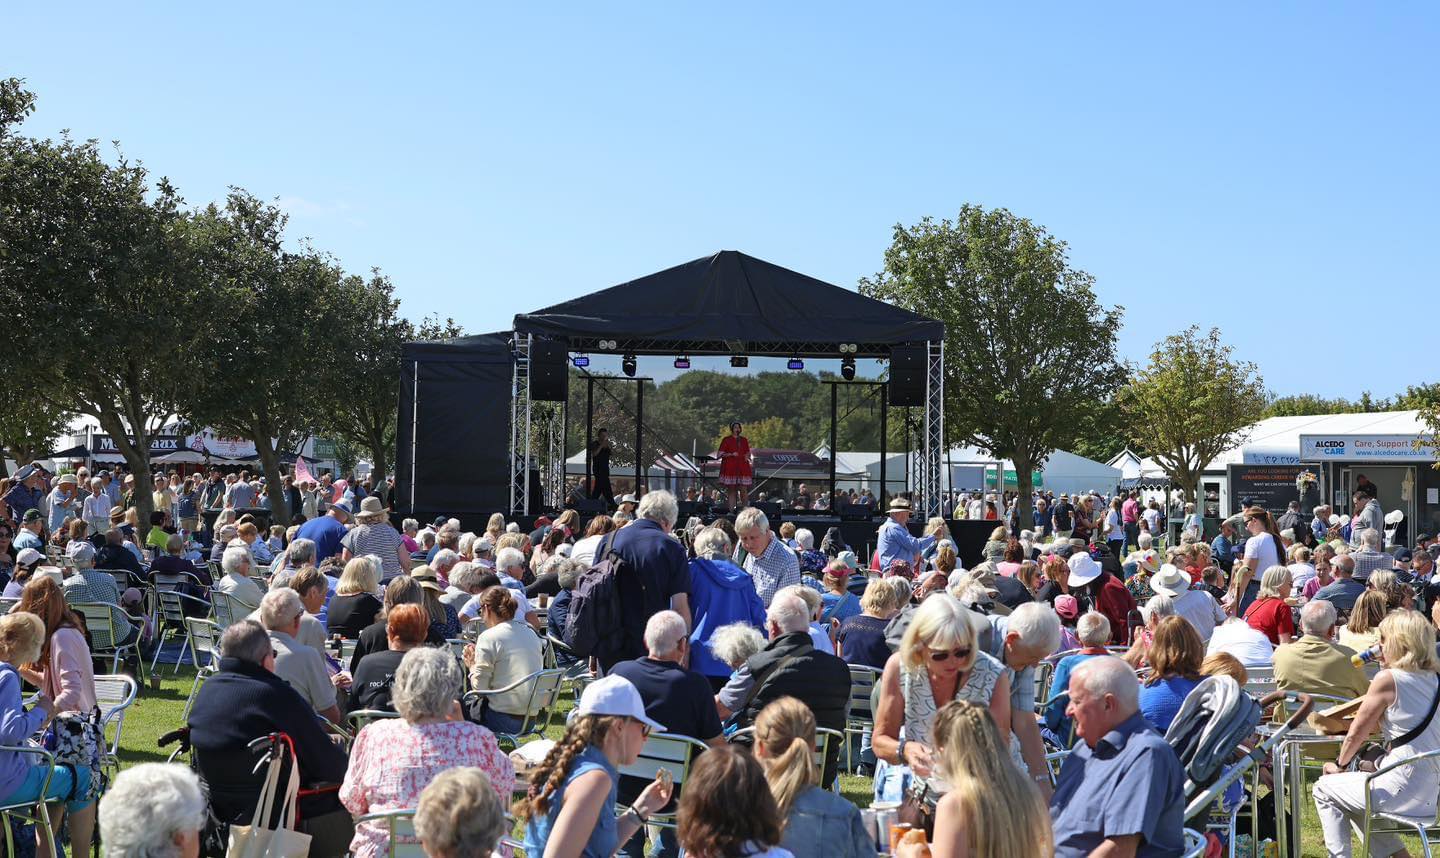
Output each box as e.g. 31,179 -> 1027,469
819,560 -> 861,625
414,767 -> 511,858
98,763 -> 207,857
0,611 -> 78,854
1124,594 -> 1177,668
688,526 -> 767,688
707,622 -> 768,677
350,575 -> 444,672
465,586 -> 545,733
794,528 -> 827,576
836,578 -> 898,671
327,556 -> 384,638
1243,565 -> 1296,646
982,526 -> 1009,566
872,595 -> 1014,803
1314,610 -> 1440,857
1137,616 -> 1206,732
341,496 -> 411,582
209,523 -> 238,565
340,647 -> 514,858
215,543 -> 264,609
1368,569 -> 1414,612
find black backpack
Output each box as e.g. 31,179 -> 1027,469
564,532 -> 643,664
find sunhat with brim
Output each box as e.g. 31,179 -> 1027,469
569,675 -> 665,731
409,565 -> 443,592
1126,550 -> 1159,574
356,496 -> 389,523
887,498 -> 913,513
1150,564 -> 1192,598
1067,553 -> 1103,588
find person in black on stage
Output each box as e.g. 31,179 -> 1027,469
588,428 -> 615,508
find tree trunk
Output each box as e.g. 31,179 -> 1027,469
255,442 -> 292,526
1013,452 -> 1036,532
95,411 -> 155,543
367,425 -> 388,492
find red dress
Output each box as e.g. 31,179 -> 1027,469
718,435 -> 753,487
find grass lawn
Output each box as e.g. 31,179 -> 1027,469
116,666 -> 1419,857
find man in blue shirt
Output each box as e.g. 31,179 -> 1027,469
1210,520 -> 1237,573
1050,656 -> 1185,857
1313,554 -> 1366,612
875,498 -> 935,571
4,465 -> 43,526
294,501 -> 351,561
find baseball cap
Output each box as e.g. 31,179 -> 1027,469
1394,548 -> 1414,565
21,509 -> 41,524
571,675 -> 665,731
66,541 -> 95,563
834,550 -> 859,571
15,548 -> 43,568
1054,594 -> 1080,619
432,516 -> 449,528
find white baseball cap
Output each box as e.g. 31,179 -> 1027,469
571,675 -> 665,731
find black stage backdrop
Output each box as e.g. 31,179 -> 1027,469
395,332 -> 513,523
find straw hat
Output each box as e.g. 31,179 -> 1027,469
1150,564 -> 1191,598
355,496 -> 389,523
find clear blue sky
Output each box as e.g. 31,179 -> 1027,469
8,4 -> 1437,398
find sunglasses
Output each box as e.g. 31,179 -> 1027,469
630,717 -> 652,738
929,646 -> 972,663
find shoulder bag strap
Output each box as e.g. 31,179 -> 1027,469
737,653 -> 801,717
1389,674 -> 1440,751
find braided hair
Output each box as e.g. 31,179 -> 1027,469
513,714 -> 626,821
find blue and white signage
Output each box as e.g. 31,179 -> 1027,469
1299,434 -> 1434,462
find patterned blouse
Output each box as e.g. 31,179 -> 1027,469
339,718 -> 515,858
900,651 -> 1024,770
1124,572 -> 1156,603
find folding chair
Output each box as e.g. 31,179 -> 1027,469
346,709 -> 401,734
1182,829 -> 1207,858
1241,665 -> 1277,699
150,589 -> 211,674
354,808 -> 424,857
545,634 -> 592,701
210,589 -> 255,630
1359,747 -> 1440,856
731,726 -> 845,791
0,745 -> 57,856
71,601 -> 146,684
615,733 -> 709,830
94,673 -> 139,781
182,618 -> 222,720
844,664 -> 881,771
462,668 -> 565,749
0,597 -> 18,614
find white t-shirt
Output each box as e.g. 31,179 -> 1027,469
459,584 -> 535,623
1243,533 -> 1283,575
1142,508 -> 1160,532
1206,619 -> 1275,667
1288,562 -> 1318,590
1173,588 -> 1227,642
570,534 -> 606,568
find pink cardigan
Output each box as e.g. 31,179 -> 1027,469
43,627 -> 97,714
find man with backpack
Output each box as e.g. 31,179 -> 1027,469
567,489 -> 692,672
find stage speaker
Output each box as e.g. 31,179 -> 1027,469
837,502 -> 875,522
889,344 -> 926,406
531,338 -> 569,402
571,498 -> 605,516
753,500 -> 782,522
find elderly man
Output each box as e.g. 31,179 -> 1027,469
295,499 -> 351,561
1313,555 -> 1365,613
1050,656 -> 1185,857
187,620 -> 351,852
1273,600 -> 1368,703
258,589 -> 343,723
14,508 -> 44,553
215,544 -> 265,609
44,473 -> 81,535
982,602 -> 1062,797
601,490 -> 692,671
458,555 -> 541,630
611,610 -> 723,858
716,592 -> 851,783
1150,563 -> 1227,643
1348,489 -> 1384,548
430,548 -> 460,589
225,471 -> 258,510
440,561 -> 480,609
735,507 -> 800,607
97,528 -> 146,581
875,497 -> 936,572
61,540 -> 139,651
4,464 -> 44,524
1211,520 -> 1238,574
1349,528 -> 1393,582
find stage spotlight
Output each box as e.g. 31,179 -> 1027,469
622,353 -> 637,377
572,354 -> 590,368
841,356 -> 856,380
787,357 -> 805,371
839,343 -> 858,354
730,355 -> 749,368
598,339 -> 617,351
674,356 -> 690,369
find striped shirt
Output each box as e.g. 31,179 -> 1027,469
341,523 -> 405,579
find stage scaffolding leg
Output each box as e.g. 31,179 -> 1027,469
509,333 -> 532,516
922,339 -> 945,518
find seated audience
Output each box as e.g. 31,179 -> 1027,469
837,578 -> 899,670
1206,617 -> 1275,667
1273,600 -> 1368,704
819,560 -> 861,624
756,696 -> 872,858
981,601 -> 1063,791
1340,589 -> 1388,654
1137,616 -> 1205,732
547,560 -> 584,643
414,766 -> 510,858
466,585 -> 545,733
518,675 -> 674,858
340,647 -> 514,858
350,575 -> 445,672
1044,611 -> 1111,741
328,556 -> 384,638
60,540 -> 138,650
687,526 -> 767,687
1313,554 -> 1365,613
1243,565 -> 1296,645
677,746 -> 793,858
706,622 -> 768,680
259,588 -> 342,723
347,603 -> 429,713
215,543 -> 265,609
1050,656 -> 1185,857
97,763 -> 206,858
1149,562 -> 1226,643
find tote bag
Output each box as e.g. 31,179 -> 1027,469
228,745 -> 312,858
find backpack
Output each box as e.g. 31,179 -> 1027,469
564,531 -> 642,664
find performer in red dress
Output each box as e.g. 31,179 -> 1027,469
717,422 -> 753,511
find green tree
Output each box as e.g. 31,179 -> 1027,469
860,206 -> 1126,528
1119,326 -> 1267,503
0,78 -> 37,138
726,416 -> 801,450
0,386 -> 74,472
0,103 -> 212,539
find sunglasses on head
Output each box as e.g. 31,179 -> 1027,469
929,646 -> 972,663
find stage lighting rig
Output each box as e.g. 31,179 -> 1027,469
572,354 -> 590,368
841,356 -> 856,380
674,356 -> 690,369
787,357 -> 805,371
622,353 -> 637,377
730,356 -> 748,368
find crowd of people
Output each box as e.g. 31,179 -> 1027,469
2,458 -> 1439,855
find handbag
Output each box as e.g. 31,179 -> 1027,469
43,708 -> 105,803
228,744 -> 312,858
897,779 -> 938,839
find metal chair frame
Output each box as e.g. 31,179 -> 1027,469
150,589 -> 211,674
182,617 -> 222,720
70,601 -> 146,684
730,726 -> 845,792
0,745 -> 58,857
615,732 -> 710,830
1359,747 -> 1440,857
346,709 -> 401,734
462,668 -> 565,749
355,808 -> 424,857
844,664 -> 881,771
94,673 -> 138,783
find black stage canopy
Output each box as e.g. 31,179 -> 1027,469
512,250 -> 942,358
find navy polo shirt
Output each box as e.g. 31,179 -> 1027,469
1050,711 -> 1185,857
608,656 -> 721,742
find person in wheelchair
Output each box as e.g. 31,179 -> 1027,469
188,620 -> 351,856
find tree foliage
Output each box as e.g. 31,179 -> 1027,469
1119,326 -> 1267,502
859,206 -> 1126,528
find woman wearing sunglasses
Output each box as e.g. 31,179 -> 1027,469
517,675 -> 674,858
871,594 -> 1016,805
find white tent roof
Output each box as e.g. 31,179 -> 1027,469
1137,410 -> 1431,473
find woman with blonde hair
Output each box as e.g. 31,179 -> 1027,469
1242,565 -> 1295,645
327,555 -> 384,638
1315,610 -> 1440,856
1339,589 -> 1388,653
755,697 -> 871,858
982,526 -> 1009,565
1367,568 -> 1413,612
897,700 -> 1053,858
484,512 -> 505,545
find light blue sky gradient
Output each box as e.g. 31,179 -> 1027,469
7,4 -> 1437,395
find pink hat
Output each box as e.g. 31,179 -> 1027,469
1054,595 -> 1080,619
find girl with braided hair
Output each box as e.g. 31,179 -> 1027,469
517,675 -> 672,858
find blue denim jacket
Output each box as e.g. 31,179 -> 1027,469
779,785 -> 874,858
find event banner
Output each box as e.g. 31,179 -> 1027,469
1299,434 -> 1435,462
1226,464 -> 1322,517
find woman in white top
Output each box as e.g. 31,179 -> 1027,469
1231,506 -> 1284,617
569,515 -> 616,568
465,586 -> 544,735
1314,609 -> 1440,857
